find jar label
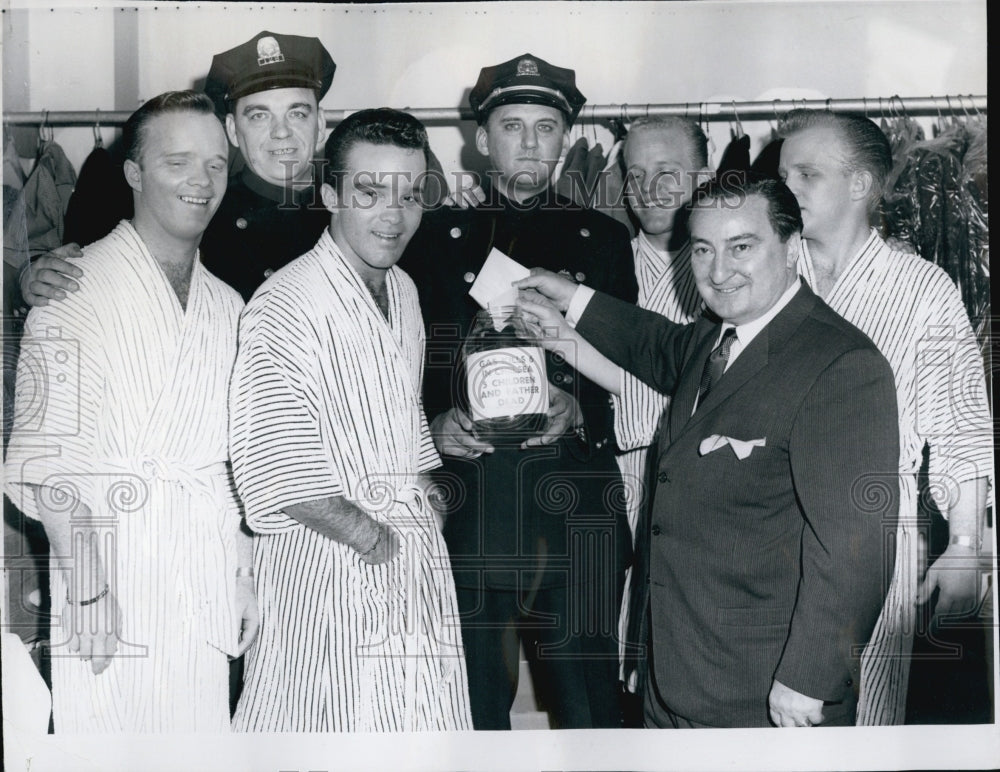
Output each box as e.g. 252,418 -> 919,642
466,346 -> 548,420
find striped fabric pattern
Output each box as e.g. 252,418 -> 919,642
613,233 -> 702,681
229,229 -> 472,732
799,230 -> 993,725
4,221 -> 245,732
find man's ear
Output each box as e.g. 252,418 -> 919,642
475,125 -> 490,158
850,169 -> 875,204
123,159 -> 142,193
320,181 -> 339,214
225,113 -> 241,149
691,166 -> 713,195
315,109 -> 328,151
784,232 -> 803,269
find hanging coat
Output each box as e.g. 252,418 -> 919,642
22,139 -> 77,257
62,145 -> 134,247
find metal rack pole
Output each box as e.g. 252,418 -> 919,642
2,95 -> 987,127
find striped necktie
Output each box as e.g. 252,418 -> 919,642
696,327 -> 737,410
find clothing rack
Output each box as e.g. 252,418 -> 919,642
3,94 -> 987,127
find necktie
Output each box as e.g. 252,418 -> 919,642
696,327 -> 737,410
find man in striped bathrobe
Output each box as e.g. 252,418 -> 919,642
778,110 -> 993,725
4,91 -> 258,732
229,109 -> 472,732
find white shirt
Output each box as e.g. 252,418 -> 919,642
715,277 -> 802,371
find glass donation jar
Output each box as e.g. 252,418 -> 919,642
460,306 -> 549,445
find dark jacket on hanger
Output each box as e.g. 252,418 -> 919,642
63,146 -> 133,247
716,134 -> 751,176
750,137 -> 783,180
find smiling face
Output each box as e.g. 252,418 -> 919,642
226,87 -> 325,187
689,193 -> 799,326
124,110 -> 229,245
322,140 -> 427,287
624,127 -> 708,245
475,103 -> 569,202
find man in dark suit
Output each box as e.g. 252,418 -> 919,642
400,54 -> 636,730
516,174 -> 899,728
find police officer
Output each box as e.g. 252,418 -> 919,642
399,54 -> 637,730
200,30 -> 334,300
18,30 -> 335,304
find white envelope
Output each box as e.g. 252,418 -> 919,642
698,434 -> 766,460
468,248 -> 530,309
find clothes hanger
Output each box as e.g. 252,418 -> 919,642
36,110 -> 52,161
94,108 -> 104,149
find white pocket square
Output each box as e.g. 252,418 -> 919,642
699,434 -> 766,460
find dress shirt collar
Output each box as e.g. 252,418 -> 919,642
716,276 -> 802,353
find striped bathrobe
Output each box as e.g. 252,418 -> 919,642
799,230 -> 993,725
613,233 -> 701,678
230,229 -> 472,732
4,221 -> 245,732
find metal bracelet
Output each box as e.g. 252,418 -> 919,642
66,583 -> 109,607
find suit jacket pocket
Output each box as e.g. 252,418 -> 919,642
716,606 -> 794,628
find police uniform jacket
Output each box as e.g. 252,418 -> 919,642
400,185 -> 637,590
200,166 -> 329,301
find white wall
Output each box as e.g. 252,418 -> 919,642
2,0 -> 988,180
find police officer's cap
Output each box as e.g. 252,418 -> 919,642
205,31 -> 335,114
469,53 -> 585,125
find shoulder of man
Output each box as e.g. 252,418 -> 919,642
242,247 -> 323,312
399,204 -> 482,280
199,268 -> 246,314
799,286 -> 891,365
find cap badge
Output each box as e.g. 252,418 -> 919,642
257,36 -> 285,66
517,58 -> 539,77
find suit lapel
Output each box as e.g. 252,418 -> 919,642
672,284 -> 819,437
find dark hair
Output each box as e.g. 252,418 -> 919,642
323,108 -> 430,191
778,109 -> 892,212
122,90 -> 219,165
689,171 -> 803,242
625,116 -> 709,169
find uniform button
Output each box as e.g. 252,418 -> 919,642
263,269 -> 274,278
236,217 -> 248,230
657,471 -> 669,483
579,228 -> 590,238
595,439 -> 605,450
561,373 -> 574,385
463,271 -> 476,283
651,524 -> 662,536
845,678 -> 853,687
450,227 -> 462,239
574,271 -> 586,283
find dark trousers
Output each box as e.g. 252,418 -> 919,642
455,579 -> 624,730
